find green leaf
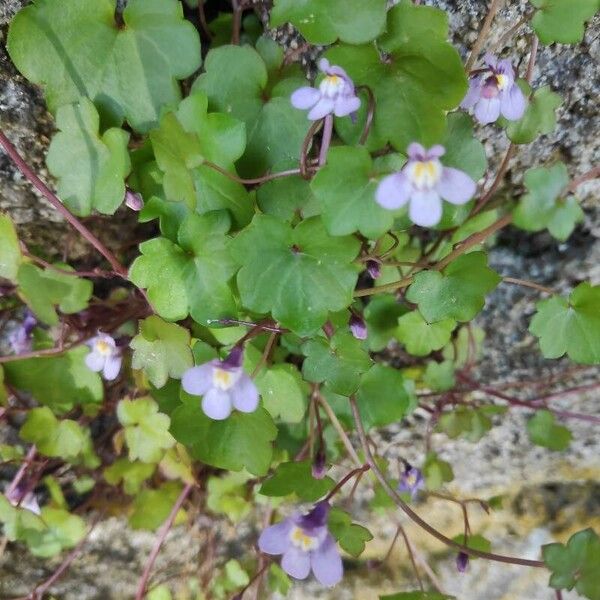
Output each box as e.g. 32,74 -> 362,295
207,471 -> 253,523
530,0 -> 599,44
256,363 -> 307,423
530,282 -> 600,364
232,215 -> 360,336
131,316 -> 193,388
364,295 -> 409,352
28,507 -> 86,557
0,213 -> 22,281
423,452 -> 454,490
423,360 -> 456,392
328,507 -> 373,557
527,410 -> 572,451
17,262 -> 93,326
268,563 -> 292,596
437,406 -> 504,443
129,212 -> 238,326
407,252 -> 501,323
513,163 -> 584,241
441,113 -> 487,181
104,459 -> 155,495
259,461 -> 334,502
46,98 -> 130,216
302,331 -> 372,396
326,3 -> 467,150
396,311 -> 456,357
193,45 -> 310,176
129,482 -> 186,530
506,85 -> 561,144
257,174 -> 318,222
117,397 -> 175,464
170,399 -> 277,476
8,0 -> 201,132
4,346 -> 103,413
311,146 -> 394,239
356,364 -> 410,429
270,0 -> 386,44
452,533 -> 492,557
543,528 -> 600,599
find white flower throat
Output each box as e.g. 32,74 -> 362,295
319,75 -> 345,99
407,159 -> 442,190
289,526 -> 320,551
94,339 -> 113,357
212,366 -> 241,391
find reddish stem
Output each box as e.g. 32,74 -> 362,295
323,464 -> 370,502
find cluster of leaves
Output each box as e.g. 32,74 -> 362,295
1,0 -> 599,598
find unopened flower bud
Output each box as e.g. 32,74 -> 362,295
349,314 -> 367,340
312,446 -> 327,480
366,260 -> 381,279
456,551 -> 469,573
124,189 -> 144,211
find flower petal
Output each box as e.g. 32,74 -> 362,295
85,351 -> 104,372
483,53 -> 498,69
317,57 -> 331,73
375,172 -> 412,210
500,84 -> 527,121
102,355 -> 122,381
181,363 -> 214,396
258,519 -> 294,555
231,374 -> 259,413
311,534 -> 343,587
496,59 -> 515,80
333,95 -> 360,117
407,142 -> 427,160
307,98 -> 335,120
201,388 -> 233,420
291,87 -> 321,110
409,190 -> 443,227
426,144 -> 446,159
461,77 -> 482,109
437,167 -> 476,205
281,546 -> 311,580
474,97 -> 501,124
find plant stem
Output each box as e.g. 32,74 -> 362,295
397,524 -> 425,593
135,482 -> 194,600
567,165 -> 600,192
526,35 -> 539,83
348,395 -> 546,568
503,277 -> 556,295
319,114 -> 334,166
465,0 -> 506,71
323,464 -> 370,502
202,160 -> 304,185
472,145 -> 516,215
317,393 -> 362,466
0,130 -> 128,278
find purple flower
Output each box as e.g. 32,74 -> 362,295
349,314 -> 367,340
397,465 -> 425,501
181,346 -> 259,420
461,53 -> 527,124
312,447 -> 328,480
456,551 -> 469,572
85,333 -> 122,381
6,484 -> 41,515
291,58 -> 360,121
258,501 -> 343,587
366,260 -> 381,280
9,312 -> 37,355
375,143 -> 476,227
124,189 -> 144,211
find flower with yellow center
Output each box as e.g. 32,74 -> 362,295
407,159 -> 443,190
290,526 -> 321,552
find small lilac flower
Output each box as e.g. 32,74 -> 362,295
6,485 -> 41,515
85,333 -> 122,381
349,314 -> 367,340
397,465 -> 425,501
366,260 -> 381,280
9,312 -> 37,355
258,501 -> 343,587
124,189 -> 144,211
375,143 -> 476,227
456,551 -> 469,573
461,53 -> 527,124
291,58 -> 361,121
181,346 -> 259,421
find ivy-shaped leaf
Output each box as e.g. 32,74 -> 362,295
328,507 -> 373,557
28,507 -> 86,558
270,0 -> 386,44
117,397 -> 175,464
506,85 -> 561,145
441,113 -> 487,181
513,163 -> 584,241
364,295 -> 409,352
356,364 -> 410,429
207,472 -> 253,523
255,363 -> 308,423
4,347 -> 103,413
423,452 -> 454,490
129,212 -> 238,326
232,215 -> 360,336
326,2 -> 467,151
437,406 -> 505,443
543,528 -> 600,600
257,174 -> 318,222
424,360 -> 456,392
302,331 -> 372,396
193,44 -> 310,176
259,461 -> 334,502
8,0 -> 201,132
527,410 -> 572,451
104,459 -> 155,495
46,98 -> 130,216
396,311 -> 456,357
529,283 -> 600,364
0,213 -> 22,282
170,395 -> 277,476
406,252 -> 501,323
17,263 -> 93,326
129,482 -> 186,530
130,316 -> 193,388
530,0 -> 599,44
310,146 -> 395,239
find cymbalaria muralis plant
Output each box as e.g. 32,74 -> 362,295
0,0 -> 599,598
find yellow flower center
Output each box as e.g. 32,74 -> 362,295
290,526 -> 320,551
319,74 -> 344,98
212,367 -> 237,391
495,73 -> 509,90
408,159 -> 442,189
406,472 -> 417,487
95,340 -> 112,356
